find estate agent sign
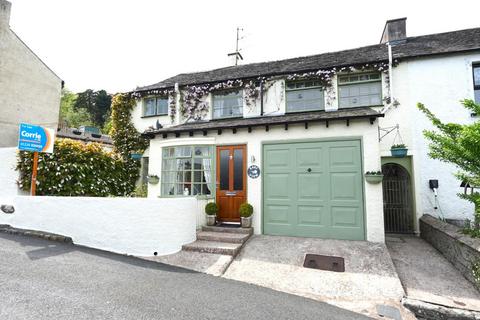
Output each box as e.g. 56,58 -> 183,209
18,123 -> 55,195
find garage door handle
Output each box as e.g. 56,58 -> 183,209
307,168 -> 312,173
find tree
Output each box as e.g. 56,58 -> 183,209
59,88 -> 93,128
418,99 -> 480,226
74,89 -> 112,128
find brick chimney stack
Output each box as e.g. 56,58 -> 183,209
0,0 -> 12,30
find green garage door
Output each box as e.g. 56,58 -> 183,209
263,140 -> 365,240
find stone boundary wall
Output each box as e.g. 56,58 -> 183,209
0,196 -> 197,256
420,214 -> 480,291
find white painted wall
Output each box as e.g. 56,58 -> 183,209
0,196 -> 197,256
382,52 -> 480,224
147,119 -> 385,242
0,147 -> 28,203
0,0 -> 62,147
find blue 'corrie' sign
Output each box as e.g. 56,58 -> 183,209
18,123 -> 55,153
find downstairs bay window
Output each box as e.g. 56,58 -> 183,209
161,146 -> 214,196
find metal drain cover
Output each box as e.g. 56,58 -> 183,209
303,254 -> 345,272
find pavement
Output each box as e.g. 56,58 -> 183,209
0,233 -> 370,320
387,234 -> 480,312
222,235 -> 412,319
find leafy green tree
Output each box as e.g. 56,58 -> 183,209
59,88 -> 93,128
418,99 -> 480,225
74,89 -> 112,128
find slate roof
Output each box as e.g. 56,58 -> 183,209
136,27 -> 480,92
143,107 -> 383,137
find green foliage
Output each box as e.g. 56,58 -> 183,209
132,184 -> 148,198
418,99 -> 480,226
110,94 -> 149,194
59,88 -> 93,128
472,260 -> 480,285
17,139 -> 132,196
205,202 -> 219,215
239,203 -> 253,218
391,144 -> 407,149
74,89 -> 112,128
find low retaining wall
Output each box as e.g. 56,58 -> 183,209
420,214 -> 480,290
0,196 -> 197,256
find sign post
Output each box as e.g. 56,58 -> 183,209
17,123 -> 55,196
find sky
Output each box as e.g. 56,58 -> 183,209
8,0 -> 480,93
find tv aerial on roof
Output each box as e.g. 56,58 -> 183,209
227,27 -> 244,66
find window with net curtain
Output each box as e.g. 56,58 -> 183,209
161,146 -> 214,196
144,96 -> 168,116
286,80 -> 325,112
338,73 -> 382,108
212,90 -> 243,119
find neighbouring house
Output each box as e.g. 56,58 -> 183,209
56,125 -> 114,151
0,0 -> 62,148
131,18 -> 480,242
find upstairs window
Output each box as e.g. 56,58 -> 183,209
212,90 -> 243,119
286,80 -> 325,112
161,146 -> 214,197
338,73 -> 382,108
143,97 -> 168,116
473,64 -> 480,104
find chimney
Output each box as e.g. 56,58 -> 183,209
0,0 -> 11,29
380,18 -> 407,44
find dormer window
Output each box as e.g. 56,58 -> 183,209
143,96 -> 168,117
338,73 -> 382,108
212,90 -> 243,119
286,80 -> 325,112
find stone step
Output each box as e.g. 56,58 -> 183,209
182,240 -> 243,256
202,225 -> 253,235
197,231 -> 250,244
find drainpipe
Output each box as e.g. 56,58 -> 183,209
381,42 -> 394,114
260,81 -> 264,116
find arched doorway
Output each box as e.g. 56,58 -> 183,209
382,163 -> 414,233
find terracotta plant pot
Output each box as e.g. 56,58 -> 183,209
241,216 -> 252,228
206,215 -> 216,226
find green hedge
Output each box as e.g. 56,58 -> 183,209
17,139 -> 134,196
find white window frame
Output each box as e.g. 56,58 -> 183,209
143,96 -> 169,117
212,89 -> 243,119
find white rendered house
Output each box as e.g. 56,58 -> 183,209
131,18 -> 480,242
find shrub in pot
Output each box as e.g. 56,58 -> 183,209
364,171 -> 384,184
390,144 -> 408,158
205,202 -> 218,226
239,203 -> 253,228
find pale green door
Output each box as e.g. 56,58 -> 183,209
263,140 -> 365,240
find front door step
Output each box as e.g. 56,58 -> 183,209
197,231 -> 250,244
182,240 -> 243,256
202,225 -> 253,235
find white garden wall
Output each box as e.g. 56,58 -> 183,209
0,196 -> 197,256
0,147 -> 27,201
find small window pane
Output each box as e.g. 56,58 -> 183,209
156,98 -> 168,115
194,146 -> 210,157
213,90 -> 243,119
233,149 -> 243,191
338,81 -> 382,108
220,150 -> 230,190
474,66 -> 480,86
175,146 -> 192,157
475,89 -> 480,104
144,98 -> 156,116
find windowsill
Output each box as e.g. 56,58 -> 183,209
285,109 -> 325,114
157,195 -> 214,199
210,116 -> 244,121
338,104 -> 383,109
141,114 -> 169,118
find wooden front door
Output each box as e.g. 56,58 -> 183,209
216,145 -> 247,222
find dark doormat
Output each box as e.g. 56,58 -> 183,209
303,254 -> 345,272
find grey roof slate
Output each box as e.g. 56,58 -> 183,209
136,27 -> 480,92
144,107 -> 383,136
